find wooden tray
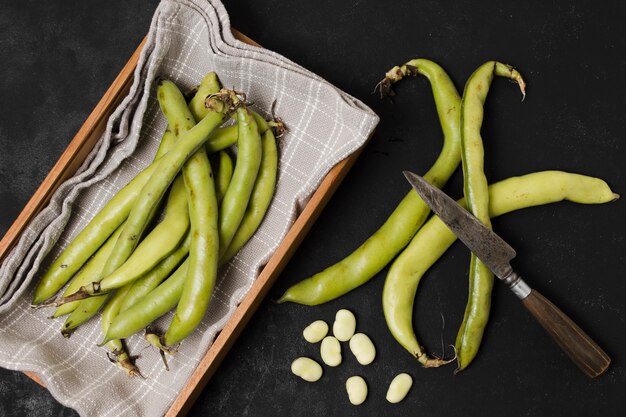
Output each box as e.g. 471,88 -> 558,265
0,30 -> 365,416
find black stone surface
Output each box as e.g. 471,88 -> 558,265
1,1 -> 625,416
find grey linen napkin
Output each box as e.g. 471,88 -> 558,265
0,0 -> 378,416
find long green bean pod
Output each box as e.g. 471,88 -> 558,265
220,127 -> 277,264
218,107 -> 262,256
33,126 -> 177,305
99,286 -> 140,376
278,59 -> 461,305
457,61 -> 525,370
383,171 -> 617,367
58,175 -> 189,300
162,80 -> 221,346
189,72 -> 221,121
52,224 -> 124,318
118,233 -> 190,313
102,261 -> 189,343
214,151 -> 234,203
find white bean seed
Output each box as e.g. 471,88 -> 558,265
386,373 -> 413,403
345,376 -> 368,405
320,336 -> 342,367
291,357 -> 323,382
332,309 -> 356,342
302,320 -> 328,343
349,333 -> 376,365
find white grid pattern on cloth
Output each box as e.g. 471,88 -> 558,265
0,1 -> 379,416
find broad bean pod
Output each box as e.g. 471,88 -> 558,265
32,124 -> 176,305
221,124 -> 277,264
52,224 -> 123,318
218,107 -> 262,256
457,61 -> 525,370
214,151 -> 234,203
102,261 -> 189,343
278,59 -> 461,305
118,233 -> 190,313
163,78 -> 221,346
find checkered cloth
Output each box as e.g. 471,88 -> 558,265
0,1 -> 378,415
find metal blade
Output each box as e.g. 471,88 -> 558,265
403,171 -> 517,280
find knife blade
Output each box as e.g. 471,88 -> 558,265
403,170 -> 610,378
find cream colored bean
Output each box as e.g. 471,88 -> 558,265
332,309 -> 356,342
303,320 -> 329,343
320,336 -> 342,367
291,357 -> 323,382
386,373 -> 413,403
345,376 -> 368,405
349,333 -> 376,365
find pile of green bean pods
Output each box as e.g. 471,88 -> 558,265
280,59 -> 618,372
32,72 -> 283,376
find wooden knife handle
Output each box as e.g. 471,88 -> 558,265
522,289 -> 611,378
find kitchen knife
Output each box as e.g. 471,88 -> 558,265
403,171 -> 611,378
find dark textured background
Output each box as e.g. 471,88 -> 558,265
1,1 -> 625,416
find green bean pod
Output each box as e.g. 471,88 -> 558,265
218,107 -> 262,256
163,155 -> 218,345
101,286 -> 132,358
162,82 -> 221,346
118,233 -> 190,313
78,174 -> 189,295
102,261 -> 189,343
52,224 -> 124,318
278,59 -> 461,305
205,125 -> 237,154
383,171 -> 617,367
220,127 -> 277,264
189,72 -> 221,121
204,111 -> 278,155
33,127 -> 177,305
457,61 -> 526,370
62,293 -> 111,336
214,151 -> 234,203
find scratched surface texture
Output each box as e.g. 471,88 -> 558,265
1,0 -> 625,416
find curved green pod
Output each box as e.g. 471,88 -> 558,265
278,59 -> 461,305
